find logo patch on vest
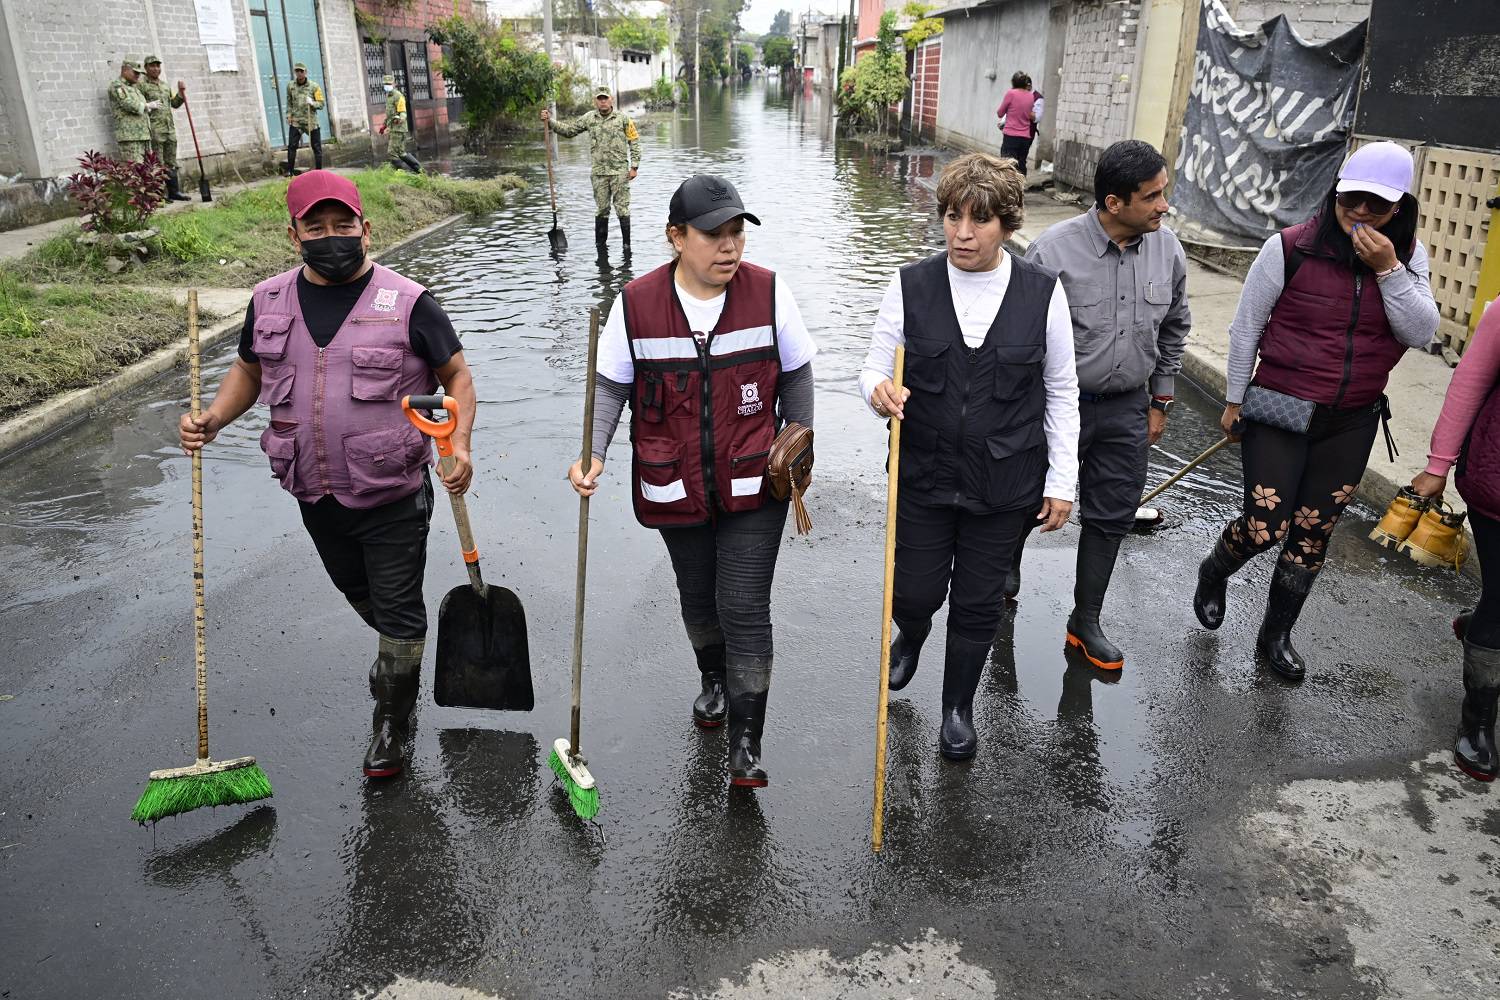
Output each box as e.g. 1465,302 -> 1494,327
372,287 -> 399,312
738,382 -> 763,416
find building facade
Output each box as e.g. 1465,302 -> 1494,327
355,0 -> 470,142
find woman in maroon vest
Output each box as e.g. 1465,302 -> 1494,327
566,175 -> 817,789
1409,303 -> 1500,780
1193,142 -> 1439,680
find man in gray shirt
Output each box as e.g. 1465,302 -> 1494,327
1016,140 -> 1191,671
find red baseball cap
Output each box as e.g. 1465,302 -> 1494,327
286,170 -> 363,220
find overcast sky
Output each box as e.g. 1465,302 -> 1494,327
739,0 -> 850,35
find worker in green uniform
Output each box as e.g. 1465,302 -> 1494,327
541,86 -> 641,257
138,55 -> 190,200
380,74 -> 421,174
109,58 -> 151,165
285,62 -> 326,175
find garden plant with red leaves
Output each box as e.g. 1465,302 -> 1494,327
66,150 -> 169,235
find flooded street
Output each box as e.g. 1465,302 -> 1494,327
1,82 -> 1492,999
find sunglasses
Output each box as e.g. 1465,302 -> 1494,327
1336,191 -> 1396,215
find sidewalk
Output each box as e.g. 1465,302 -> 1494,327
1009,191 -> 1459,519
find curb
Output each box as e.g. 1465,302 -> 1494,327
0,213 -> 466,464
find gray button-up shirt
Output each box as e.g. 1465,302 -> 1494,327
1025,207 -> 1191,396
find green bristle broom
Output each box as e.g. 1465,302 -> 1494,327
547,307 -> 602,822
132,291 -> 271,824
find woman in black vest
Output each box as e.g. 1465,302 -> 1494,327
861,153 -> 1081,760
567,175 -> 817,788
1192,141 -> 1438,681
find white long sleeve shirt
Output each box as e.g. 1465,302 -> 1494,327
859,252 -> 1081,501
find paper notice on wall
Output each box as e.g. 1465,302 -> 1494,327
195,0 -> 238,71
205,44 -> 238,73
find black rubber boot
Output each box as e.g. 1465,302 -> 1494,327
595,215 -> 609,258
618,215 -> 631,257
1454,609 -> 1474,641
363,635 -> 424,778
1065,525 -> 1125,670
887,617 -> 932,692
1256,561 -> 1316,681
166,170 -> 191,201
726,655 -> 771,788
1455,639 -> 1500,782
692,642 -> 727,728
938,632 -> 990,760
401,152 -> 423,174
1194,531 -> 1249,631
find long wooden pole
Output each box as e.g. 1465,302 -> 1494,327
871,346 -> 905,853
188,290 -> 210,763
570,308 -> 600,758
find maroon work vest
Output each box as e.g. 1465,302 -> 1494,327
1253,219 -> 1410,408
620,260 -> 780,528
250,264 -> 437,509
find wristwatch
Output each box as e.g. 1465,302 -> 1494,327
1150,395 -> 1174,414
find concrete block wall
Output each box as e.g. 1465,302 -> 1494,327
0,0 -> 270,178
1053,0 -> 1143,191
1231,0 -> 1371,44
320,0 -> 372,140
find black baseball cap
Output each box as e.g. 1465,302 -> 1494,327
668,174 -> 761,231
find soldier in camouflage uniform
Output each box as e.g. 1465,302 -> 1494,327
379,74 -> 421,173
138,56 -> 190,200
284,61 -> 325,175
542,86 -> 642,256
109,59 -> 151,165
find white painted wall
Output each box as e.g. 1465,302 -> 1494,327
933,0 -> 1051,155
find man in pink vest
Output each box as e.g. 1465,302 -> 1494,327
177,170 -> 477,779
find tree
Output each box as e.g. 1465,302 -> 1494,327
607,15 -> 669,55
901,2 -> 943,50
735,42 -> 755,78
428,17 -> 554,137
671,0 -> 747,80
769,9 -> 791,36
835,11 -> 907,131
761,34 -> 795,72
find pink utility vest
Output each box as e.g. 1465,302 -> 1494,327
250,263 -> 437,509
620,260 -> 780,528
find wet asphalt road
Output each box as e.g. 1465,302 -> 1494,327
2,82 -> 1494,999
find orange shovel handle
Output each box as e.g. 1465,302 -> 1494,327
402,394 -> 457,458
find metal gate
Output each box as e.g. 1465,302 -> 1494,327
248,0 -> 331,148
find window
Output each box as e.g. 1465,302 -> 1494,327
405,41 -> 432,101
363,40 -> 385,103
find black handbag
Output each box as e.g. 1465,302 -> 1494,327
1241,385 -> 1315,434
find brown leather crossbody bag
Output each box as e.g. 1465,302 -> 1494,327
768,422 -> 813,535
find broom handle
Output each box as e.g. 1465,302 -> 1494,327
1139,436 -> 1232,507
189,291 -> 210,762
571,308 -> 600,755
871,346 -> 905,854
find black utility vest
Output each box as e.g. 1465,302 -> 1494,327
898,252 -> 1052,512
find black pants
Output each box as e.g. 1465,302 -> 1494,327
1220,402 -> 1380,572
893,498 -> 1033,643
299,476 -> 433,640
287,126 -> 322,172
1469,509 -> 1500,648
1000,134 -> 1034,176
1079,388 -> 1151,538
659,500 -> 789,658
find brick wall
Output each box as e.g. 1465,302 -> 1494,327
1053,0 -> 1143,191
1231,0 -> 1371,44
356,0 -> 470,139
0,0 -> 271,177
911,38 -> 940,140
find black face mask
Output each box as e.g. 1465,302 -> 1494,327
299,234 -> 365,283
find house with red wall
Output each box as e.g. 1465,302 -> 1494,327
356,0 -> 471,143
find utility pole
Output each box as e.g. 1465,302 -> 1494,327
694,6 -> 701,85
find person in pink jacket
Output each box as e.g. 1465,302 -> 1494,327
995,72 -> 1042,176
1410,302 -> 1500,781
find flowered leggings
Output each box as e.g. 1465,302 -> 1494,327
1221,403 -> 1381,573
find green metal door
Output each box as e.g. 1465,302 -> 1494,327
249,0 -> 331,149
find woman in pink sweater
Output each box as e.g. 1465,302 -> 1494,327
995,72 -> 1041,176
1411,302 -> 1500,781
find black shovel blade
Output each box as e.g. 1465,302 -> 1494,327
433,583 -> 533,710
549,226 -> 567,253
199,176 -> 213,202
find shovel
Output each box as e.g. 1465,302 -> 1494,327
181,95 -> 213,202
543,121 -> 567,253
402,394 -> 534,711
1134,435 -> 1235,525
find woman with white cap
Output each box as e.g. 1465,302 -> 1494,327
1191,141 -> 1439,680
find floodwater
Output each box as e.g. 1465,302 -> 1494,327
0,81 -> 1485,999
